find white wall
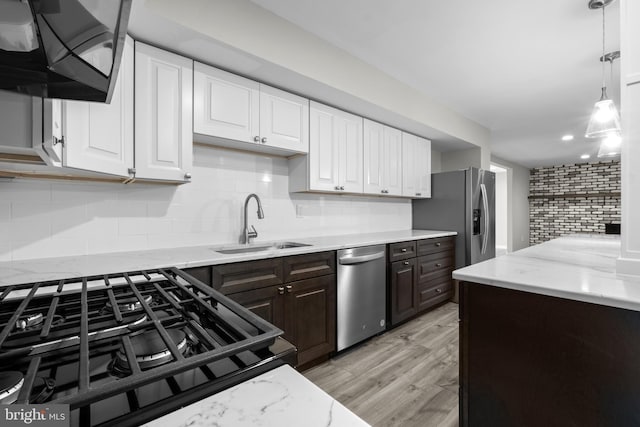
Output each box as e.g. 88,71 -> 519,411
493,166 -> 508,252
0,146 -> 411,261
491,156 -> 530,252
431,149 -> 442,173
440,147 -> 482,172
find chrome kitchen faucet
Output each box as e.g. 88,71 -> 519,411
243,193 -> 264,244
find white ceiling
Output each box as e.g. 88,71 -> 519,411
248,0 -> 621,168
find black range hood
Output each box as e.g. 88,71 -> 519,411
0,0 -> 131,103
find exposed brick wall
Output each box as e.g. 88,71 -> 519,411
529,160 -> 620,245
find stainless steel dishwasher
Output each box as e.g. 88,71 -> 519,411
337,245 -> 387,351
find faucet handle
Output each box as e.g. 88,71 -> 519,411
248,225 -> 258,239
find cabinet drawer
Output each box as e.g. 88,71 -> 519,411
417,251 -> 454,276
417,277 -> 453,311
283,251 -> 336,282
181,266 -> 211,286
417,236 -> 455,256
388,241 -> 417,262
212,258 -> 284,294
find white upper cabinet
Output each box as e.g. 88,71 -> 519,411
259,84 -> 309,153
193,64 -> 259,143
37,37 -> 134,175
135,42 -> 193,182
194,62 -> 309,155
402,132 -> 431,198
59,36 -> 134,176
290,101 -> 362,193
363,119 -> 402,196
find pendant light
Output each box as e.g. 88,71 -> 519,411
597,51 -> 622,157
585,0 -> 621,138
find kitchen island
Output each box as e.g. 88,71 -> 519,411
453,235 -> 640,427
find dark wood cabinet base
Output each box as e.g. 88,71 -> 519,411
460,281 -> 640,427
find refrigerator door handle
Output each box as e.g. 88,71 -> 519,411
480,183 -> 490,255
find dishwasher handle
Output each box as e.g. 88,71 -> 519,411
338,251 -> 386,265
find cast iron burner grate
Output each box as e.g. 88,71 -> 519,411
0,268 -> 287,427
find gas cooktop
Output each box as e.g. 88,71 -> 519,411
0,268 -> 294,427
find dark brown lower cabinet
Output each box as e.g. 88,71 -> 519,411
388,237 -> 455,326
284,274 -> 336,366
189,252 -> 337,368
460,281 -> 640,427
226,274 -> 335,367
390,258 -> 417,324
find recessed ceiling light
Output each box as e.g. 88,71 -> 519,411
580,154 -> 590,159
562,135 -> 574,141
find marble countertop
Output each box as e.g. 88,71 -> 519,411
142,364 -> 369,427
453,234 -> 640,311
0,229 -> 456,286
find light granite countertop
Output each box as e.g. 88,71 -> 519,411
0,229 -> 456,286
453,234 -> 640,311
142,364 -> 370,427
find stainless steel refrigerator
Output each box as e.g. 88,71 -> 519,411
412,168 -> 496,269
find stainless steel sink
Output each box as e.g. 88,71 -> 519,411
214,242 -> 311,255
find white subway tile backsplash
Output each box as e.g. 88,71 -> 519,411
0,180 -> 51,202
0,202 -> 11,222
1,147 -> 411,260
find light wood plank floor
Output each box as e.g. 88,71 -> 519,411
304,302 -> 459,427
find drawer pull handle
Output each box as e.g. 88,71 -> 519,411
436,288 -> 442,293
278,287 -> 285,295
286,285 -> 293,293
435,263 -> 442,267
403,261 -> 410,265
401,248 -> 407,252
435,242 -> 441,247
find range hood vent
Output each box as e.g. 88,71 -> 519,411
0,0 -> 131,103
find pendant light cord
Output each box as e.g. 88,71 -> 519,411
601,6 -> 606,91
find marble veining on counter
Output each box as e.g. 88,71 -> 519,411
142,364 -> 370,427
0,229 -> 456,286
453,234 -> 640,311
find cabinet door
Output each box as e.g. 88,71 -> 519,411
415,136 -> 431,198
41,98 -> 63,165
226,286 -> 285,333
259,84 -> 309,153
402,132 -> 418,197
402,133 -> 431,198
309,102 -> 340,191
383,125 -> 403,196
62,36 -> 134,177
285,275 -> 336,366
363,119 -> 385,194
390,258 -> 418,325
193,63 -> 259,144
309,102 -> 363,193
135,42 -> 193,181
338,109 -> 363,193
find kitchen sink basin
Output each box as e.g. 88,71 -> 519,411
214,242 -> 311,255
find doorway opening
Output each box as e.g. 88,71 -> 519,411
491,163 -> 509,256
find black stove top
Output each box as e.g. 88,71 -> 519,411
0,268 -> 294,427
